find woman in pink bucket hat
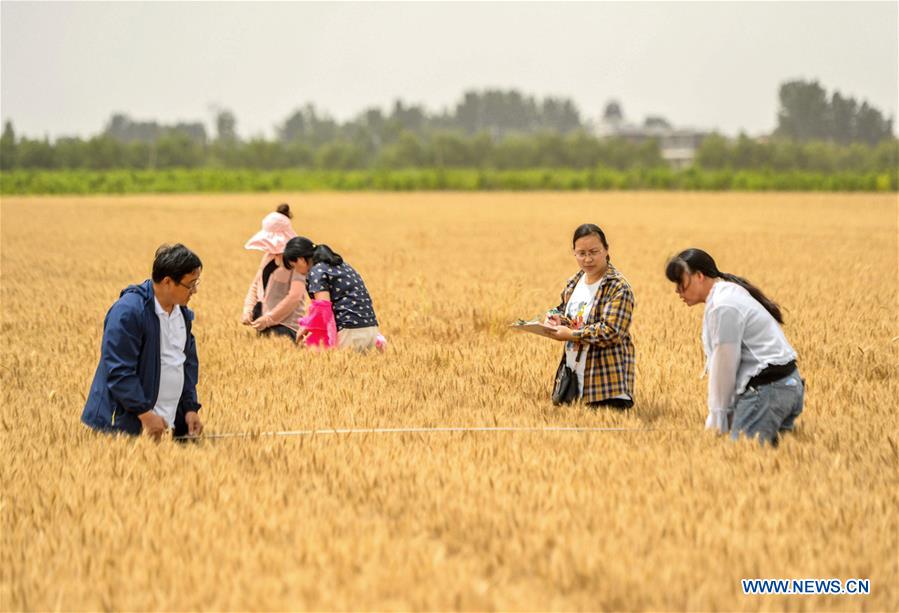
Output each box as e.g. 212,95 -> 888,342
241,204 -> 306,341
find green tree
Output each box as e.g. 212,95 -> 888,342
239,139 -> 288,169
467,133 -> 494,168
732,134 -> 768,170
855,102 -> 892,146
829,92 -> 857,145
431,131 -> 471,167
156,133 -> 204,168
776,80 -> 893,145
390,101 -> 427,135
775,80 -> 830,141
491,136 -> 538,169
540,98 -> 581,133
566,131 -> 603,169
83,137 -> 128,169
54,137 -> 88,169
379,132 -> 430,168
279,104 -> 339,147
284,141 -> 315,168
695,134 -> 731,169
0,121 -> 17,169
315,142 -> 366,170
16,137 -> 56,168
533,132 -> 570,167
215,110 -> 238,143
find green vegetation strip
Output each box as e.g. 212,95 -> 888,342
2,168 -> 896,195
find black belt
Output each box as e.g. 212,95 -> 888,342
747,360 -> 797,389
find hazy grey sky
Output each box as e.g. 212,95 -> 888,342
1,1 -> 896,139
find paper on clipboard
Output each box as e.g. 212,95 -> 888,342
510,319 -> 559,339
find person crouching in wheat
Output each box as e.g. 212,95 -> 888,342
283,237 -> 385,352
544,224 -> 636,409
240,203 -> 307,341
665,248 -> 804,446
81,244 -> 204,439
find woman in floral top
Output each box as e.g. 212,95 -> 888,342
545,224 -> 636,409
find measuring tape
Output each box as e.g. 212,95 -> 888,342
176,425 -> 690,440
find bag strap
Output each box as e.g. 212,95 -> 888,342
574,343 -> 584,363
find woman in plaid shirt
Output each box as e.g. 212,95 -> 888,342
545,224 -> 636,409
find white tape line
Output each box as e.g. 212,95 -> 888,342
183,425 -> 682,440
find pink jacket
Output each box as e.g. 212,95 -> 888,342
242,253 -> 306,332
298,299 -> 338,348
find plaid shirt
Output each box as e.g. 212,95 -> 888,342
555,264 -> 636,403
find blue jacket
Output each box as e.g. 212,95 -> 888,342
81,280 -> 201,436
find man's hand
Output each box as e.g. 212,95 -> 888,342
548,326 -> 576,342
185,411 -> 203,437
138,411 -> 167,439
544,312 -> 562,326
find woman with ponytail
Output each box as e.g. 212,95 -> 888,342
241,204 -> 306,341
665,248 -> 803,445
283,237 -> 382,351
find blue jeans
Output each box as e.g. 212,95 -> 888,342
730,369 -> 804,446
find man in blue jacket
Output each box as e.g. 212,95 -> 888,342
82,243 -> 204,439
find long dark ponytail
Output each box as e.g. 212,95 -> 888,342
665,248 -> 784,324
283,236 -> 344,268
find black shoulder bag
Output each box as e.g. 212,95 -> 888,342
552,345 -> 584,405
552,277 -> 602,405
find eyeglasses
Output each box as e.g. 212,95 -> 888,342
176,278 -> 201,292
574,249 -> 604,260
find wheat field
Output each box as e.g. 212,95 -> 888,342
1,192 -> 896,611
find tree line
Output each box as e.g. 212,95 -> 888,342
0,83 -> 895,173
775,80 -> 893,145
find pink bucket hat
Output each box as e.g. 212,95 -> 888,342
244,212 -> 297,254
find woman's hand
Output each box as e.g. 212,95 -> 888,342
296,326 -> 311,345
240,312 -> 253,325
548,326 -> 576,342
250,315 -> 273,331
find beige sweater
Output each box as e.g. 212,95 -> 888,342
242,253 -> 306,332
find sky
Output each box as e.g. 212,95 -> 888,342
1,1 -> 896,140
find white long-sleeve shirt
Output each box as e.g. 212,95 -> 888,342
701,281 -> 797,433
153,297 -> 186,428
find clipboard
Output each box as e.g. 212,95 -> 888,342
510,320 -> 559,339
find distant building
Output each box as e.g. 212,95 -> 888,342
592,101 -> 710,169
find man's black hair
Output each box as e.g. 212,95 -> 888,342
152,243 -> 202,283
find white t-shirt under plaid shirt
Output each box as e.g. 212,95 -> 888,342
564,275 -> 601,395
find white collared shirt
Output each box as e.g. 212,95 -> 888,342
702,281 -> 796,432
152,297 -> 187,428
